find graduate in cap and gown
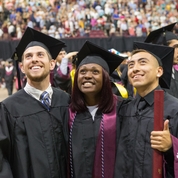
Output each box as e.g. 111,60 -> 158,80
68,41 -> 128,178
145,22 -> 178,98
109,50 -> 130,98
0,27 -> 70,178
52,48 -> 77,94
2,58 -> 16,95
114,42 -> 178,178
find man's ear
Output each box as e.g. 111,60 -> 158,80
157,66 -> 163,78
19,62 -> 25,74
50,59 -> 56,70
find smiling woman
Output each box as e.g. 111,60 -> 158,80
68,41 -> 127,178
77,63 -> 103,103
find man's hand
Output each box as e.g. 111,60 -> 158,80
150,120 -> 172,152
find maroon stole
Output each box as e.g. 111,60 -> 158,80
69,96 -> 117,178
93,97 -> 117,178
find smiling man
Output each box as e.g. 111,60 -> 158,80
114,42 -> 178,178
0,27 -> 70,178
127,51 -> 162,96
22,45 -> 55,84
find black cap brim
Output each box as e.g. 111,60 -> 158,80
144,22 -> 177,44
12,27 -> 66,62
76,41 -> 125,74
133,42 -> 174,89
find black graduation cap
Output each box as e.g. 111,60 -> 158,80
12,27 -> 66,62
11,27 -> 66,90
76,41 -> 126,74
144,22 -> 178,45
133,41 -> 174,89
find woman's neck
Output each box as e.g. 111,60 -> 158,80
84,94 -> 100,106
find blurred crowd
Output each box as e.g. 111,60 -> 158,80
0,0 -> 178,40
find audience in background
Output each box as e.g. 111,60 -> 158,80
0,0 -> 177,40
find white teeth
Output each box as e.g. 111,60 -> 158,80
32,66 -> 40,69
83,82 -> 93,86
133,75 -> 142,79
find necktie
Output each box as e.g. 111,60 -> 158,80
40,91 -> 51,111
137,98 -> 147,114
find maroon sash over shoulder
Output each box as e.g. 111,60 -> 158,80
93,97 -> 117,178
69,96 -> 117,178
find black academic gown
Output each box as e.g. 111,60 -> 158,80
114,86 -> 178,178
69,97 -> 126,178
167,69 -> 178,98
0,88 -> 70,178
0,123 -> 13,178
52,65 -> 72,94
110,70 -> 122,83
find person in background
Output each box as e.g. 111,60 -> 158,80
109,49 -> 136,98
145,22 -> 178,98
114,42 -> 178,178
69,41 -> 128,178
0,59 -> 5,88
52,48 -> 77,93
120,63 -> 137,97
2,58 -> 16,95
109,48 -> 134,98
0,27 -> 70,178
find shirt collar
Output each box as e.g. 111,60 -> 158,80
24,82 -> 53,101
136,85 -> 162,106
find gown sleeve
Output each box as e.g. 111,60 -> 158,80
171,135 -> 178,177
0,103 -> 13,178
53,65 -> 72,93
163,109 -> 178,178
